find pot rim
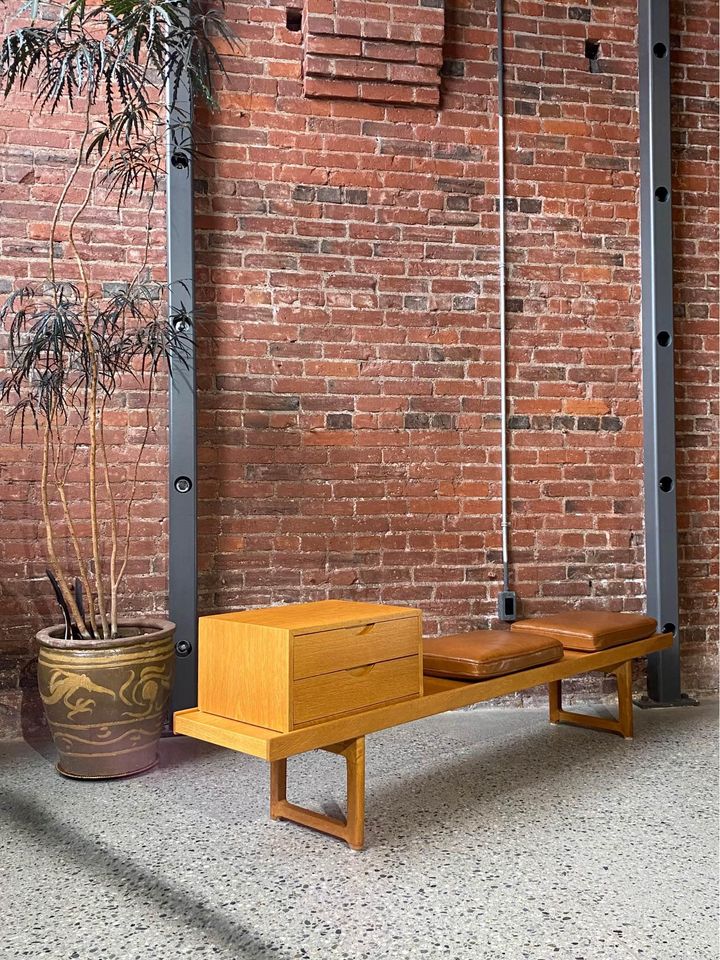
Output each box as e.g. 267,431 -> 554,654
36,618 -> 175,650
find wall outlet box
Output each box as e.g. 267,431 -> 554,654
497,590 -> 517,622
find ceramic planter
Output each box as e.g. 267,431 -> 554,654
36,619 -> 175,779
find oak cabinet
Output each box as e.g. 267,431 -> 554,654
198,600 -> 423,732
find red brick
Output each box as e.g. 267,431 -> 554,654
306,35 -> 363,57
304,76 -> 361,99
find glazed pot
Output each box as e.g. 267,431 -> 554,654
36,619 -> 175,779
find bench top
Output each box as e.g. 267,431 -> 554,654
173,632 -> 672,762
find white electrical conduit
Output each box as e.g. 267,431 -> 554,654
497,0 -> 510,594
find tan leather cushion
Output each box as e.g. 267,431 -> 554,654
423,630 -> 564,680
511,612 -> 657,652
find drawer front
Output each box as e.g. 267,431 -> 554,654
293,656 -> 420,726
293,616 -> 419,680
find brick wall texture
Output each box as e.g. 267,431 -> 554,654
0,0 -> 717,736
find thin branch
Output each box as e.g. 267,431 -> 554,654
106,141 -> 159,623
88,362 -> 109,636
41,422 -> 90,638
49,426 -> 99,637
57,415 -> 85,488
130,173 -> 157,290
49,96 -> 93,292
66,137 -> 112,638
98,398 -> 120,637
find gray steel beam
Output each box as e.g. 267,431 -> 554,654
639,0 -> 682,702
166,70 -> 198,712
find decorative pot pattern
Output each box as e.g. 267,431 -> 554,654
37,621 -> 175,779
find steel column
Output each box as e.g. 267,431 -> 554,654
166,71 -> 198,712
638,0 -> 682,702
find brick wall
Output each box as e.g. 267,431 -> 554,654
303,0 -> 446,105
0,0 -> 717,736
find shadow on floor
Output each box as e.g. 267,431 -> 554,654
0,788 -> 290,960
385,708 -> 713,844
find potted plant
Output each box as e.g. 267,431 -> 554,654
0,0 -> 231,778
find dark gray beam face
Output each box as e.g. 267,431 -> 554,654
166,72 -> 198,712
639,0 -> 682,701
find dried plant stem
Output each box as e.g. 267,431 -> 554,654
112,181 -> 158,617
98,403 -> 120,636
67,129 -> 113,639
43,97 -> 109,634
41,424 -> 90,638
99,141 -> 159,635
49,430 -> 99,637
86,369 -> 109,637
49,98 -> 93,290
131,181 -> 156,289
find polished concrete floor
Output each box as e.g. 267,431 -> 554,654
1,700 -> 717,960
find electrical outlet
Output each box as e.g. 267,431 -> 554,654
497,590 -> 517,622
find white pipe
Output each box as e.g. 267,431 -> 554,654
497,0 -> 509,593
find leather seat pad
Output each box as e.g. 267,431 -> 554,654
423,630 -> 564,680
511,611 -> 657,651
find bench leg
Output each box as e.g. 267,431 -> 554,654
269,736 -> 366,850
548,661 -> 634,739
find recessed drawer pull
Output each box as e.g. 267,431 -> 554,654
345,664 -> 376,678
292,616 -> 420,680
293,655 -> 420,726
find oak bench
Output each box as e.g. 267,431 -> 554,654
174,602 -> 671,850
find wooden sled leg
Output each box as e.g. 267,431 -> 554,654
269,736 -> 366,850
549,679 -> 562,724
548,660 -> 634,739
613,660 -> 634,738
270,757 -> 287,815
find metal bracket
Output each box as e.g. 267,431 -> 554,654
634,694 -> 699,709
166,64 -> 198,713
639,0 -> 683,703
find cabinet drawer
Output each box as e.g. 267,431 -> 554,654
293,617 -> 419,680
293,656 -> 420,726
